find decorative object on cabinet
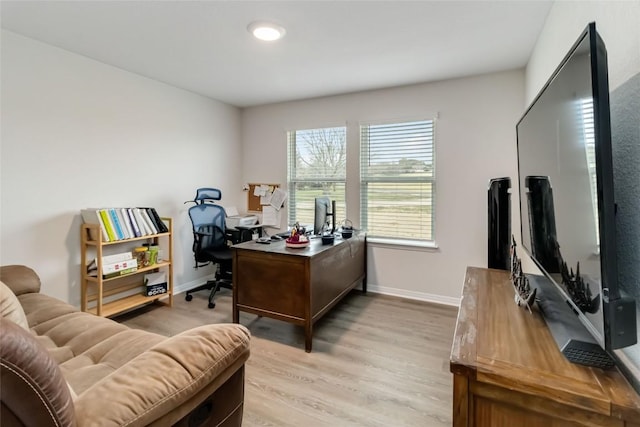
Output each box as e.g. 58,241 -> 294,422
510,236 -> 536,312
80,214 -> 173,317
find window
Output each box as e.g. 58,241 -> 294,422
578,97 -> 599,245
287,126 -> 346,229
360,119 -> 435,242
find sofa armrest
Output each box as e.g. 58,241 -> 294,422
74,323 -> 250,427
0,318 -> 76,427
0,265 -> 41,296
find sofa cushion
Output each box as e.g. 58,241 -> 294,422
0,318 -> 76,427
0,265 -> 41,296
0,281 -> 29,330
18,292 -> 167,394
74,323 -> 250,427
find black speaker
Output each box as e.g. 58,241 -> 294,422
488,177 -> 511,270
525,176 -> 561,273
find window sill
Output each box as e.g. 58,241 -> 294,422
366,237 -> 439,252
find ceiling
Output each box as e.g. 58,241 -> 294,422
1,1 -> 553,108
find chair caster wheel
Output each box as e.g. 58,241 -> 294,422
208,302 -> 215,309
185,294 -> 193,302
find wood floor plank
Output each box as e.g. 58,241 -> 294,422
116,289 -> 458,426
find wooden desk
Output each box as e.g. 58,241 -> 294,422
451,267 -> 640,427
232,233 -> 366,352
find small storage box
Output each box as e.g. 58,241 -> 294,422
144,272 -> 167,297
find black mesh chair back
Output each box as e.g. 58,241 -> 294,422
189,204 -> 228,264
185,188 -> 232,309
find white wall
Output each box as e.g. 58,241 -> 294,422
241,71 -> 524,304
526,1 -> 640,100
1,30 -> 243,305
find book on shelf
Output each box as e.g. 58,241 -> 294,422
99,209 -> 117,241
116,208 -> 132,239
80,208 -> 110,242
81,207 -> 168,241
140,209 -> 158,234
99,251 -> 133,265
87,257 -> 138,275
142,207 -> 169,233
126,208 -> 142,237
133,208 -> 151,236
102,266 -> 138,279
108,209 -> 126,240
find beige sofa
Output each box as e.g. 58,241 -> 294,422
0,265 -> 250,426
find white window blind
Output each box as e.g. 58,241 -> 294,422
287,126 -> 347,228
578,97 -> 599,245
360,119 -> 435,241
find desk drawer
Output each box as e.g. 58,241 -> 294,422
235,252 -> 306,319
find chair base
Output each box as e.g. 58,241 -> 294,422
185,279 -> 232,309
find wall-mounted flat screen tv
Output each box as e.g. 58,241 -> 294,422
516,22 -> 636,371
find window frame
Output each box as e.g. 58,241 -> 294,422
286,125 -> 348,230
359,117 -> 437,245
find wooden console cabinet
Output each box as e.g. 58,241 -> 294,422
451,267 -> 640,427
232,233 -> 366,352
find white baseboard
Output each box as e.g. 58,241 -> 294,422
174,278 -> 460,307
366,283 -> 460,307
173,274 -> 217,295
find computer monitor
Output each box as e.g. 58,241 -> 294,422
313,196 -> 335,235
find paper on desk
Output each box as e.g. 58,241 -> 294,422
270,188 -> 288,210
225,206 -> 239,217
262,205 -> 281,227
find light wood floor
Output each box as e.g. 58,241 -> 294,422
116,288 -> 458,427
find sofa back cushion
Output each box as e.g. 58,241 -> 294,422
0,318 -> 76,427
0,281 -> 29,330
0,265 -> 42,296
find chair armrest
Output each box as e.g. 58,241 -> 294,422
74,324 -> 250,427
0,265 -> 41,296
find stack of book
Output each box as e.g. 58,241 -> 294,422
81,207 -> 168,242
87,251 -> 138,279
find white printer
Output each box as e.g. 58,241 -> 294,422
226,214 -> 258,228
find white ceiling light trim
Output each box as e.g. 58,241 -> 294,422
248,21 -> 286,41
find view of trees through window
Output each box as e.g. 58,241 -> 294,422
287,127 -> 346,229
287,120 -> 435,242
360,119 -> 435,241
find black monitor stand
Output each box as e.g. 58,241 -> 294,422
326,200 -> 336,234
528,274 -> 614,369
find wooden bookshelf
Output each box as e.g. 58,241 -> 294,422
80,218 -> 173,317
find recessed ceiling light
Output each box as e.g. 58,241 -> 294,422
248,21 -> 286,42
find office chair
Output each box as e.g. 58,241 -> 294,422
185,188 -> 232,309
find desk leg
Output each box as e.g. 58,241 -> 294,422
233,305 -> 239,323
305,321 -> 313,352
